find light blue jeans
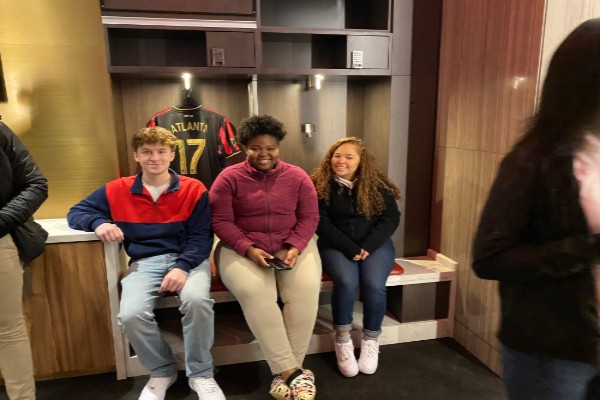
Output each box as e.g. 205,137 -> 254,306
118,254 -> 215,378
502,344 -> 599,400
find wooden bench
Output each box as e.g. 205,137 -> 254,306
108,249 -> 456,379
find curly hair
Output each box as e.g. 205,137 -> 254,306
311,137 -> 401,219
235,114 -> 287,147
130,127 -> 177,151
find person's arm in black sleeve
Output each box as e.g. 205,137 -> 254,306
473,146 -> 599,282
360,190 -> 400,254
316,199 -> 360,259
0,122 -> 48,237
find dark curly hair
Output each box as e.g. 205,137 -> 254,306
235,115 -> 287,147
311,137 -> 401,219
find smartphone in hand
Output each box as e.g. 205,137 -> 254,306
266,256 -> 292,270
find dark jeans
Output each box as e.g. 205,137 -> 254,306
502,344 -> 599,400
319,239 -> 395,334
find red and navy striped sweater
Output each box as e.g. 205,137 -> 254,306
67,170 -> 212,272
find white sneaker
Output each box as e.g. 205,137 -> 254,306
189,376 -> 226,400
358,339 -> 380,374
138,374 -> 177,400
334,339 -> 359,377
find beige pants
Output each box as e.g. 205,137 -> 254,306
0,235 -> 35,399
218,239 -> 322,374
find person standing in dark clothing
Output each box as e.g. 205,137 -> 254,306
0,121 -> 48,399
473,18 -> 600,400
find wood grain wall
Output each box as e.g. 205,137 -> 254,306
0,1 -> 118,218
432,0 -> 545,374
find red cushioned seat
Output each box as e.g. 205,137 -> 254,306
390,262 -> 404,275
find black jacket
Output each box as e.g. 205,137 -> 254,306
316,180 -> 400,259
0,122 -> 48,238
473,135 -> 600,366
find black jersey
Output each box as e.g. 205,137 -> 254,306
148,105 -> 240,188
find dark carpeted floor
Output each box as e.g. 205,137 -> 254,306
0,338 -> 506,400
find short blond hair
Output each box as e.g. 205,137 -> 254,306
130,127 -> 177,151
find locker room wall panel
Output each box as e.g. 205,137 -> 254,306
116,79 -> 250,175
345,81 -> 365,141
346,78 -> 393,172
386,76 -> 411,258
111,80 -> 130,177
255,78 -> 392,178
401,0 -> 441,257
347,77 -> 405,255
404,75 -> 438,257
361,78 -> 391,174
0,1 -> 118,219
256,79 -> 348,175
432,0 -> 545,375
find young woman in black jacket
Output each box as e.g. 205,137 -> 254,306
312,137 -> 400,377
0,120 -> 48,399
473,19 -> 600,400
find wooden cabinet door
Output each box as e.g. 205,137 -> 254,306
23,242 -> 115,379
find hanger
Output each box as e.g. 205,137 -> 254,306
177,87 -> 200,109
177,73 -> 200,109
